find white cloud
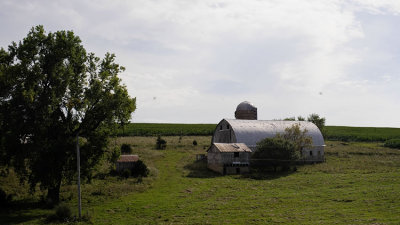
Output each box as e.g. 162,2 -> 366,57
1,0 -> 400,126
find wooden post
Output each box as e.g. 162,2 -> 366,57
76,133 -> 82,218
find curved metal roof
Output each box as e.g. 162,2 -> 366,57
223,119 -> 325,147
236,101 -> 257,111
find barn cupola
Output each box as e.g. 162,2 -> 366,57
235,101 -> 257,120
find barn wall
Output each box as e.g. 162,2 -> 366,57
226,166 -> 250,174
207,146 -> 251,174
208,164 -> 224,174
212,120 -> 236,143
116,162 -> 136,172
302,146 -> 325,162
220,152 -> 250,164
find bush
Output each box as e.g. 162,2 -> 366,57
193,140 -> 198,146
131,160 -> 149,177
156,135 -> 167,150
384,139 -> 400,149
252,137 -> 298,172
45,203 -> 72,222
121,169 -> 131,179
121,143 -> 132,154
0,188 -> 8,206
119,160 -> 149,178
55,204 -> 72,220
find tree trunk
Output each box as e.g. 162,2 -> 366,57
47,179 -> 61,205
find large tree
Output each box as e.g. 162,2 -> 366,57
0,26 -> 136,203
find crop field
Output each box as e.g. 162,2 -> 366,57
1,136 -> 400,224
116,123 -> 216,136
324,126 -> 400,142
117,123 -> 400,142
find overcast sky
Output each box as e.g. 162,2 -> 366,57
1,0 -> 400,127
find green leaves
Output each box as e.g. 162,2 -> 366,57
0,25 -> 136,202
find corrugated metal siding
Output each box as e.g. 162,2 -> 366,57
222,119 -> 325,148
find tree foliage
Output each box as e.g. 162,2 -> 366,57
278,123 -> 312,156
0,26 -> 136,203
253,137 -> 298,161
307,113 -> 326,132
253,123 -> 312,171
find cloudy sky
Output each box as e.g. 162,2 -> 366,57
1,0 -> 400,127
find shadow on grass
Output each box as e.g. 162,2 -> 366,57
0,200 -> 49,225
184,160 -> 297,180
239,169 -> 295,180
184,160 -> 222,178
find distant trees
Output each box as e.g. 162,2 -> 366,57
0,26 -> 136,203
283,114 -> 325,132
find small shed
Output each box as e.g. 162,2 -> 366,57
116,155 -> 139,172
207,143 -> 252,174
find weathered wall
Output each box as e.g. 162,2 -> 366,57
212,120 -> 236,143
226,166 -> 250,174
116,162 -> 136,172
301,146 -> 325,162
207,146 -> 251,174
235,109 -> 257,120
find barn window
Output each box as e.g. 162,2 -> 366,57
318,151 -> 321,156
310,151 -> 313,156
234,152 -> 239,157
220,125 -> 222,130
227,125 -> 230,129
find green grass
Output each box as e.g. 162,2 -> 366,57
324,126 -> 400,142
1,136 -> 400,224
116,123 -> 400,142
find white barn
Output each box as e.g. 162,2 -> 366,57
208,101 -> 325,170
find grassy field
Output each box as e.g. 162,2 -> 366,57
116,123 -> 400,142
1,136 -> 400,224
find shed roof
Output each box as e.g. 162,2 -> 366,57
210,143 -> 252,153
117,155 -> 139,163
222,119 -> 325,147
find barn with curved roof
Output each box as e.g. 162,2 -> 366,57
212,119 -> 325,161
207,101 -> 325,174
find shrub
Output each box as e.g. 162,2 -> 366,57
56,204 -> 72,219
121,169 -> 131,179
121,143 -> 132,154
253,137 -> 298,172
131,160 -> 149,177
156,135 -> 167,150
384,139 -> 400,149
50,203 -> 72,222
193,140 -> 198,146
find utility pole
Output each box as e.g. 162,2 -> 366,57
76,133 -> 82,218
